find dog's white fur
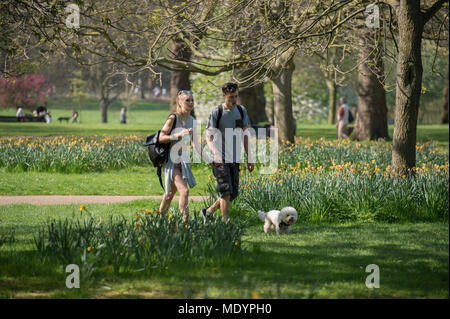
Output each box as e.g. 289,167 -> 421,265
257,206 -> 298,235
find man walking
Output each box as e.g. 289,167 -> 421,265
202,82 -> 255,223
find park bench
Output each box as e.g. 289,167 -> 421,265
0,115 -> 45,123
57,117 -> 70,123
0,116 -> 19,122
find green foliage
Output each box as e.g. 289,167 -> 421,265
0,135 -> 148,173
191,71 -> 231,121
69,70 -> 90,101
34,210 -> 246,278
292,54 -> 329,107
384,40 -> 449,123
237,138 -> 449,223
0,229 -> 15,248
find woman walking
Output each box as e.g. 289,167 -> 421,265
157,90 -> 199,222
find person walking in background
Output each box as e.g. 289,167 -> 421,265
153,86 -> 161,97
120,107 -> 127,124
336,97 -> 350,139
71,109 -> 79,123
16,107 -> 24,122
45,111 -> 52,124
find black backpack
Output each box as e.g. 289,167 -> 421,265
144,113 -> 177,189
348,110 -> 354,123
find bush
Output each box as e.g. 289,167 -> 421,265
0,74 -> 49,110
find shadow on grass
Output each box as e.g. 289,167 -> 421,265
155,223 -> 448,298
0,223 -> 448,298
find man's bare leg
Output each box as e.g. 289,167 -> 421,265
207,198 -> 221,215
220,194 -> 231,223
203,194 -> 230,222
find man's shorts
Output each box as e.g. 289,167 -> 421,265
212,163 -> 240,202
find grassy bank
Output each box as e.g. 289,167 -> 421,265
0,200 -> 448,298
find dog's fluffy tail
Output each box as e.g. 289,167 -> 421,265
257,210 -> 267,222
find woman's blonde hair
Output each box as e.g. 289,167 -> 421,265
176,90 -> 193,114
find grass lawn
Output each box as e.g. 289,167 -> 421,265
0,200 -> 448,298
1,97 -> 448,150
0,98 -> 169,136
297,124 -> 449,151
0,166 -> 212,196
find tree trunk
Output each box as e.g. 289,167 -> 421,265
265,81 -> 275,124
392,0 -> 424,175
326,78 -> 337,125
100,98 -> 108,123
272,60 -> 295,143
354,28 -> 389,141
441,68 -> 449,124
238,83 -> 267,124
169,36 -> 192,114
140,70 -> 149,100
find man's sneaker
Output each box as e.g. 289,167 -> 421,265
201,208 -> 209,223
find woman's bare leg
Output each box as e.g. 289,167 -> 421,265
159,182 -> 177,215
173,168 -> 190,222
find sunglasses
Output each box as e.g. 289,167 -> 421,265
178,90 -> 193,95
225,83 -> 237,89
222,83 -> 238,93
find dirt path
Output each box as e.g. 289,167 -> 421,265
0,195 -> 208,205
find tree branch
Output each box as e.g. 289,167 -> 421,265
423,0 -> 449,24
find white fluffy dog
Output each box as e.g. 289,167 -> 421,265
257,206 -> 298,235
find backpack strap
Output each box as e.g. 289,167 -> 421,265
157,166 -> 164,190
216,105 -> 223,128
156,113 -> 177,190
236,105 -> 244,122
168,113 -> 177,133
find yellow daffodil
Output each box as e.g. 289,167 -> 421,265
251,292 -> 261,299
